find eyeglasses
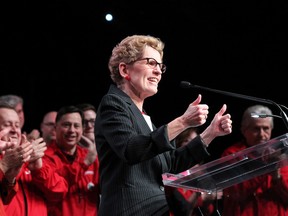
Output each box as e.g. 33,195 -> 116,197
43,122 -> 55,128
134,58 -> 166,73
84,119 -> 95,127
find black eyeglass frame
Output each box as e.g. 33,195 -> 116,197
83,119 -> 96,126
43,122 -> 55,127
133,58 -> 166,73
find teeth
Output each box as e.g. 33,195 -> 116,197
148,78 -> 158,82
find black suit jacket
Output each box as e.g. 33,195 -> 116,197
95,84 -> 210,216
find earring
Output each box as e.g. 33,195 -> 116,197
124,75 -> 131,81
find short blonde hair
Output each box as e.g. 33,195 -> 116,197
108,35 -> 165,84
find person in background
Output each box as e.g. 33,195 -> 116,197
0,127 -> 23,216
0,104 -> 48,216
0,102 -> 44,215
32,105 -> 100,216
76,103 -> 97,145
40,111 -> 57,145
221,105 -> 288,216
0,94 -> 40,141
3,135 -> 48,216
166,127 -> 221,216
175,127 -> 200,148
95,34 -> 232,216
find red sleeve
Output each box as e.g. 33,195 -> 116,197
0,169 -> 18,204
31,156 -> 69,202
69,147 -> 97,183
268,166 -> 288,203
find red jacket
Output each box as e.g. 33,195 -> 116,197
32,142 -> 100,216
222,141 -> 288,216
0,169 -> 18,216
4,164 -> 48,216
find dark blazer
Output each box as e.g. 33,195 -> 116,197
95,84 -> 210,216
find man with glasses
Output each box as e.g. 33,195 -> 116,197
40,111 -> 57,145
76,103 -> 97,145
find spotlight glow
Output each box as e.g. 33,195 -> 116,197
105,14 -> 113,22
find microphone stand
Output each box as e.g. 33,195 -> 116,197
180,81 -> 288,130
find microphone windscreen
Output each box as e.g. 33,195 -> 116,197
180,81 -> 191,88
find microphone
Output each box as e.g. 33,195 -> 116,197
250,113 -> 282,119
180,81 -> 288,130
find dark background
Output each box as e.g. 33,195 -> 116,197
1,1 -> 288,160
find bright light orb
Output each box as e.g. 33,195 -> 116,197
105,14 -> 113,22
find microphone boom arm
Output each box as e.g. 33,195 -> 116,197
191,84 -> 271,104
181,81 -> 288,130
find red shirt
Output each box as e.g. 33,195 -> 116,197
4,165 -> 48,216
222,141 -> 288,216
0,169 -> 18,216
32,142 -> 100,216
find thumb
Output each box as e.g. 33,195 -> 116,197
191,94 -> 202,106
21,134 -> 28,145
216,104 -> 227,116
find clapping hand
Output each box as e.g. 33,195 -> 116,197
0,128 -> 16,154
0,134 -> 33,183
80,135 -> 97,166
27,137 -> 47,170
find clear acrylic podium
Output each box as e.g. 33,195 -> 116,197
163,133 -> 288,193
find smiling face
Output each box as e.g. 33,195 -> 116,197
120,46 -> 163,100
55,112 -> 83,155
0,108 -> 22,145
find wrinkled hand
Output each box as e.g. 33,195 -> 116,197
27,137 -> 47,170
182,94 -> 209,127
80,135 -> 97,166
209,104 -> 232,136
0,134 -> 33,182
271,168 -> 281,181
25,129 -> 41,142
28,137 -> 47,162
3,135 -> 33,168
0,128 -> 15,154
200,104 -> 232,146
